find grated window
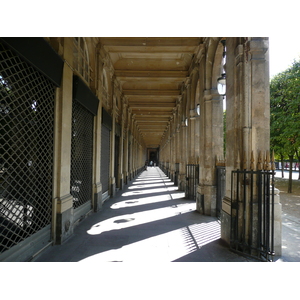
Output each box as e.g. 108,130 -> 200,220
0,42 -> 55,254
70,100 -> 93,209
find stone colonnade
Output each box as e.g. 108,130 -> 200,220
50,37 -> 146,244
46,37 -> 272,247
0,37 -> 276,263
159,37 -> 273,247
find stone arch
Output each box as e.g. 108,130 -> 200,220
211,39 -> 226,92
205,38 -> 219,90
190,67 -> 200,111
181,87 -> 188,127
211,39 -> 226,157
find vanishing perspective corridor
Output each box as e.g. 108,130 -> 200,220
0,37 -> 275,262
35,167 -> 254,262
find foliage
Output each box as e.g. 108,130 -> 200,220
270,59 -> 300,191
271,61 -> 300,151
223,110 -> 226,157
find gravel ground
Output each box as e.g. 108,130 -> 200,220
273,177 -> 300,261
274,177 -> 300,219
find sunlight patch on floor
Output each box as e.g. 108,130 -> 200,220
128,182 -> 174,190
111,194 -> 171,209
170,192 -> 185,199
121,186 -> 178,197
80,220 -> 221,262
111,192 -> 186,209
87,202 -> 195,235
132,179 -> 165,184
135,176 -> 162,180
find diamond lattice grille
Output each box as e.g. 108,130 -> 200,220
0,42 -> 55,254
70,100 -> 93,209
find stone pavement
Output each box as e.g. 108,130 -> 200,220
274,171 -> 300,262
279,213 -> 300,261
35,167 -> 257,262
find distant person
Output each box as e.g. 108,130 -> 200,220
150,161 -> 153,167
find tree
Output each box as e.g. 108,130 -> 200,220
270,59 -> 300,193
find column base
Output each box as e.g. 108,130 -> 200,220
93,182 -> 102,212
220,197 -> 231,245
119,175 -> 124,190
55,194 -> 74,245
197,185 -> 217,216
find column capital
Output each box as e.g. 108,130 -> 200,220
195,43 -> 205,63
247,38 -> 268,59
184,76 -> 191,87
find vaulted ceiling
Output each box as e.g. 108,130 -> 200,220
99,37 -> 203,148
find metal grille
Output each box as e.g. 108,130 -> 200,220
185,164 -> 199,200
0,42 -> 55,254
101,125 -> 110,193
166,162 -> 170,178
114,135 -> 120,189
174,163 -> 179,186
128,141 -> 131,181
216,166 -> 226,219
230,169 -> 275,261
70,100 -> 93,209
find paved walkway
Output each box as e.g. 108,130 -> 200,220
274,170 -> 300,262
35,167 -> 256,262
275,169 -> 299,180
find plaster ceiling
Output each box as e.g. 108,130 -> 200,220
99,37 -> 203,148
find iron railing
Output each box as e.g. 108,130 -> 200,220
174,163 -> 179,186
230,168 -> 275,261
186,164 -> 199,200
216,166 -> 226,219
101,125 -> 110,193
0,42 -> 55,255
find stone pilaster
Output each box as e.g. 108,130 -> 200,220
93,101 -> 103,211
221,37 -> 271,245
53,37 -> 74,244
197,88 -> 223,216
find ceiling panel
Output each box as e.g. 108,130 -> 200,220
99,37 -> 202,148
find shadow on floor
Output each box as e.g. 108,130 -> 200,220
35,168 -> 256,262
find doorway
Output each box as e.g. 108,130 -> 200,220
147,148 -> 159,166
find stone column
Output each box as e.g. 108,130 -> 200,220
52,38 -> 74,244
123,127 -> 128,185
119,118 -> 124,190
170,112 -> 176,181
110,113 -> 116,197
93,91 -> 102,212
197,89 -> 223,216
189,110 -> 196,161
221,37 -> 272,245
123,105 -> 129,185
92,47 -> 104,212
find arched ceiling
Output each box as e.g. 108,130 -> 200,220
99,37 -> 204,148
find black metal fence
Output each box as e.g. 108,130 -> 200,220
174,163 -> 179,186
230,168 -> 275,261
185,164 -> 199,200
216,166 -> 226,219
